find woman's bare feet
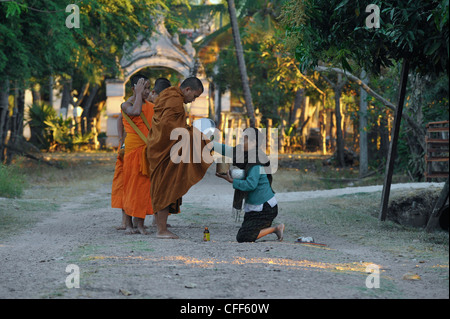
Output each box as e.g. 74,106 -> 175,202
274,224 -> 285,241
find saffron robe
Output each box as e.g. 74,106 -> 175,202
122,100 -> 154,219
146,86 -> 213,213
111,153 -> 124,209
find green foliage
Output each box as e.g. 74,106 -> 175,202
0,0 -> 191,86
208,1 -> 317,125
25,103 -> 92,151
44,116 -> 94,151
0,164 -> 25,198
26,103 -> 57,149
280,0 -> 449,76
27,103 -> 57,128
396,73 -> 449,178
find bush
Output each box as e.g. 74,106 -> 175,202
45,115 -> 94,151
0,165 -> 25,198
26,103 -> 94,151
26,102 -> 57,149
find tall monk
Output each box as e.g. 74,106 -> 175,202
121,75 -> 171,234
147,77 -> 213,239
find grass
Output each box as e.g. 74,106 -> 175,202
0,164 -> 26,198
272,157 -> 410,193
0,153 -> 117,240
0,198 -> 59,239
282,192 -> 449,262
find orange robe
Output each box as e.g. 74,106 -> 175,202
122,101 -> 154,219
147,86 -> 213,213
111,153 -> 124,209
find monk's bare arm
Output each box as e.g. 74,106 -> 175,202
117,113 -> 125,146
121,78 -> 147,116
121,96 -> 143,116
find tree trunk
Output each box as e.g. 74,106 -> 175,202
0,78 -> 10,163
405,73 -> 427,180
49,76 -> 54,108
320,72 -> 346,165
5,83 -> 21,164
359,69 -> 369,177
334,83 -> 345,167
320,108 -> 327,154
60,77 -> 73,119
31,82 -> 41,105
330,111 -> 335,151
333,74 -> 345,167
81,84 -> 100,132
379,59 -> 410,221
5,88 -> 25,164
227,0 -> 256,127
290,88 -> 304,127
208,81 -> 215,121
426,177 -> 449,232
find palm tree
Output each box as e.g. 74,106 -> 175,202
226,0 -> 256,126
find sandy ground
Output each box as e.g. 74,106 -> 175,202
0,164 -> 448,302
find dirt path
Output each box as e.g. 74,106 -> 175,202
0,165 -> 448,300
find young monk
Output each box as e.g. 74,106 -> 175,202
111,111 -> 127,229
147,77 -> 213,239
215,127 -> 284,242
121,75 -> 171,234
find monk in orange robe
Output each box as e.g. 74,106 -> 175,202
147,77 -> 213,239
121,75 -> 154,234
111,112 -> 126,229
121,76 -> 172,235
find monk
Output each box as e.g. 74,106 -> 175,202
111,112 -> 127,229
121,75 -> 171,234
147,77 -> 213,239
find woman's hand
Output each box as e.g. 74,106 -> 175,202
215,170 -> 233,183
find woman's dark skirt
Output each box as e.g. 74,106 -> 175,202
236,202 -> 278,243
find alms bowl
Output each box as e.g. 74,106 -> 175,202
230,169 -> 245,180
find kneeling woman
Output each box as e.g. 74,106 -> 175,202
214,127 -> 284,243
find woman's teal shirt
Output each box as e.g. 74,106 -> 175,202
213,142 -> 274,205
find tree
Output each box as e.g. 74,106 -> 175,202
0,0 -> 188,161
359,69 -> 369,176
203,0 -> 322,137
227,0 -> 256,126
280,0 -> 449,221
319,72 -> 347,167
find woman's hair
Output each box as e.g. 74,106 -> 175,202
243,127 -> 266,150
241,127 -> 273,189
234,127 -> 269,167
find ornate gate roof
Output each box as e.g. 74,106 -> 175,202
120,17 -> 197,80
